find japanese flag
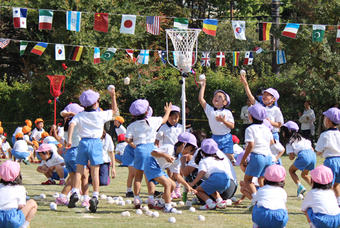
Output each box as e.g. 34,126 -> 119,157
120,15 -> 136,34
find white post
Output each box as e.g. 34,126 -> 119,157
181,76 -> 186,132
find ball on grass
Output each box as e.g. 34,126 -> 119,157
178,201 -> 185,206
119,201 -> 126,206
121,211 -> 130,217
152,211 -> 159,218
125,199 -> 132,205
168,217 -> 176,223
226,199 -> 232,206
50,202 -> 57,211
198,215 -> 205,221
100,194 -> 107,200
142,205 -> 149,212
145,210 -> 153,216
189,207 -> 196,212
39,194 -> 46,199
136,209 -> 143,215
171,202 -> 177,207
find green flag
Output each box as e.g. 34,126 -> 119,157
101,48 -> 116,60
312,25 -> 325,42
174,18 -> 188,29
20,41 -> 28,56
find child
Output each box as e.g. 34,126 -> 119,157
31,118 -> 45,141
12,119 -> 32,144
240,103 -> 274,200
145,132 -> 197,212
240,72 -> 283,140
252,164 -> 288,228
1,135 -> 12,159
0,160 -> 38,228
99,130 -> 115,186
281,121 -> 316,196
302,165 -> 340,228
126,99 -> 172,208
121,142 -> 135,198
115,134 -> 127,164
114,116 -> 127,137
36,143 -> 68,185
67,89 -> 118,213
315,107 -> 340,206
190,138 -> 232,210
198,78 -> 235,164
11,133 -> 32,165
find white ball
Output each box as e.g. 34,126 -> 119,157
100,194 -> 107,200
118,196 -> 124,201
39,194 -> 46,199
107,196 -> 113,201
240,69 -> 246,76
231,197 -> 238,202
50,202 -> 57,211
125,199 -> 132,205
185,201 -> 192,207
178,201 -> 185,206
119,201 -> 126,206
107,85 -> 115,92
121,211 -> 130,217
107,199 -> 115,204
168,217 -> 176,223
52,192 -> 59,198
124,77 -> 130,85
198,215 -> 205,221
136,209 -> 143,215
175,210 -> 182,214
199,74 -> 206,81
298,194 -> 304,200
189,207 -> 196,212
142,205 -> 149,212
171,202 -> 177,207
113,197 -> 119,201
152,211 -> 159,217
146,210 -> 153,216
226,199 -> 232,206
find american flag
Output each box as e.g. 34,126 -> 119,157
201,52 -> 210,67
0,39 -> 10,49
146,16 -> 160,35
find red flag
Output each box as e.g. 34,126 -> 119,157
216,52 -> 225,66
94,13 -> 108,33
126,49 -> 137,62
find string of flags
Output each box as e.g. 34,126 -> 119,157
2,6 -> 339,42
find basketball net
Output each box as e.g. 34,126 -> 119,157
47,75 -> 66,125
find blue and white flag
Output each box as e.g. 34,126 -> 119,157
66,11 -> 81,32
173,51 -> 177,66
158,50 -> 166,64
137,50 -> 149,64
276,50 -> 286,64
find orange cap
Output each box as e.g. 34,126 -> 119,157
115,116 -> 125,124
34,118 -> 44,125
15,132 -> 24,139
0,127 -> 3,134
22,126 -> 31,134
41,132 -> 49,139
32,140 -> 39,149
25,119 -> 32,127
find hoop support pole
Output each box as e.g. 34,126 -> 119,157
181,75 -> 186,132
54,97 -> 57,125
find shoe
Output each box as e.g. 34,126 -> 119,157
147,198 -> 155,209
171,191 -> 178,199
174,186 -> 182,198
297,184 -> 306,196
125,191 -> 134,198
81,199 -> 90,208
154,191 -> 163,198
55,196 -> 68,206
23,159 -> 30,165
134,198 -> 141,209
148,199 -> 164,210
89,197 -> 99,213
164,207 -> 178,213
59,180 -> 66,185
199,203 -> 216,210
68,192 -> 79,208
216,200 -> 227,209
41,179 -> 56,185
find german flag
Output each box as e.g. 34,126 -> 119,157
69,46 -> 83,61
259,22 -> 272,41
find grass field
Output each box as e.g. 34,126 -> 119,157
18,156 -> 323,228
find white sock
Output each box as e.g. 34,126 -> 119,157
92,191 -> 99,199
60,178 -> 65,181
205,198 -> 213,205
71,188 -> 80,196
337,197 -> 340,206
165,203 -> 172,210
59,193 -> 66,198
21,221 -> 29,228
216,197 -> 223,203
83,195 -> 90,201
127,187 -> 132,192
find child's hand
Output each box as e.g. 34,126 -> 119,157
65,142 -> 72,149
111,168 -> 116,179
198,79 -> 206,87
108,86 -> 115,96
164,102 -> 172,113
215,114 -> 225,123
240,73 -> 248,86
188,186 -> 197,194
165,154 -> 175,163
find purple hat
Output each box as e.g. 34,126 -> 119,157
63,103 -> 84,114
248,103 -> 267,121
36,143 -> 53,152
311,165 -> 333,185
263,119 -> 273,131
264,164 -> 286,182
323,107 -> 340,125
0,160 -> 20,182
264,88 -> 280,101
146,106 -> 153,118
171,105 -> 181,113
283,121 -> 299,132
214,90 -> 230,106
79,90 -> 100,107
201,138 -> 219,155
235,151 -> 249,166
129,99 -> 149,116
177,132 -> 197,148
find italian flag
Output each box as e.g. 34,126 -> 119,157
39,9 -> 53,30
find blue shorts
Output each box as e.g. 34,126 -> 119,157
212,133 -> 234,154
272,132 -> 280,141
99,162 -> 110,186
115,154 -> 123,163
144,157 -> 168,183
307,208 -> 340,228
200,172 -> 230,195
324,156 -> 340,184
134,143 -> 154,171
64,147 -> 78,173
294,149 -> 316,171
245,153 -> 272,177
0,208 -> 25,228
77,138 -> 103,166
11,150 -> 30,160
51,167 -> 69,180
252,205 -> 288,228
122,145 -> 134,167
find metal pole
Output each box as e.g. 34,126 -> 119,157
181,76 -> 186,132
271,0 -> 280,75
230,1 -> 234,21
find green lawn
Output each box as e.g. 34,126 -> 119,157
19,156 -> 322,228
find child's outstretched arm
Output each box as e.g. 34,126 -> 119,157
241,142 -> 254,170
109,87 -> 118,114
190,170 -> 206,187
66,122 -> 76,149
161,102 -> 172,124
173,173 -> 197,194
198,79 -> 207,109
240,73 -> 256,105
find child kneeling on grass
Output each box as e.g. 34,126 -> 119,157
0,160 -> 37,228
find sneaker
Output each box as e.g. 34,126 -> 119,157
81,199 -> 90,208
216,200 -> 227,209
23,159 -> 30,165
154,191 -> 163,198
297,184 -> 306,196
134,198 -> 141,209
199,203 -> 216,210
174,186 -> 182,198
147,198 -> 155,209
125,191 -> 134,198
164,207 -> 178,213
55,196 -> 68,206
149,199 -> 164,210
68,192 -> 79,208
89,197 -> 99,213
41,179 -> 56,185
59,180 -> 66,185
171,191 -> 178,199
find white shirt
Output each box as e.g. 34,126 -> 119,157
270,140 -> 285,162
1,141 -> 11,152
286,138 -> 313,155
57,126 -> 65,143
315,129 -> 340,158
204,104 -> 234,135
233,144 -> 244,155
240,105 -> 251,124
301,189 -> 340,215
102,133 -> 114,163
299,109 -> 315,130
253,185 -> 287,210
23,134 -> 30,142
0,184 -> 26,210
12,127 -> 22,137
13,139 -> 28,152
156,123 -> 183,146
153,144 -> 175,170
126,117 -> 163,145
116,142 -> 128,155
31,128 -> 45,141
64,125 -> 81,148
71,110 -> 113,138
115,125 -> 127,136
198,155 -> 230,179
43,136 -> 58,144
245,124 -> 273,156
40,152 -> 64,167
264,105 -> 284,133
187,149 -> 200,169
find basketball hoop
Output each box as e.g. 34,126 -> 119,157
166,29 -> 201,131
47,75 -> 66,125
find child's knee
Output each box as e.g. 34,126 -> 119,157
28,199 -> 38,210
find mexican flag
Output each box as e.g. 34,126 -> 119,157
39,9 -> 53,30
